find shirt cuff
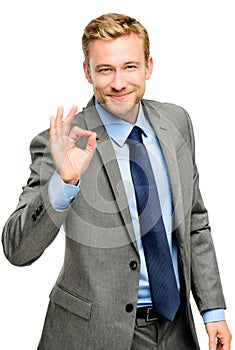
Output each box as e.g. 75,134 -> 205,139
202,308 -> 226,324
48,171 -> 80,211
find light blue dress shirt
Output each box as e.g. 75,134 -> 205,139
48,99 -> 225,324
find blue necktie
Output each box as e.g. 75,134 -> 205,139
127,126 -> 180,321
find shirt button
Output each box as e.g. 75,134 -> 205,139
129,260 -> 138,270
125,304 -> 134,313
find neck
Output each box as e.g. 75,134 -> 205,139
99,102 -> 140,125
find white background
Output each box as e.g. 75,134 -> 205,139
0,0 -> 234,349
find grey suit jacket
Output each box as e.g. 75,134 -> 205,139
2,98 -> 226,349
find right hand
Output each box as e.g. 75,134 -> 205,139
50,105 -> 97,185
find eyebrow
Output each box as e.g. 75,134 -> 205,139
95,61 -> 141,69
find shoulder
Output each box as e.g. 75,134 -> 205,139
30,128 -> 50,154
143,98 -> 190,124
142,98 -> 194,138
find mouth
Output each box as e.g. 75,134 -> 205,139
108,91 -> 133,102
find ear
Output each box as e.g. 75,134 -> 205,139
83,61 -> 93,84
145,56 -> 153,80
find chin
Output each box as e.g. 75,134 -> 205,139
103,101 -> 138,116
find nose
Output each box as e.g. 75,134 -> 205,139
110,71 -> 126,91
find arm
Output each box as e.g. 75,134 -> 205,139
185,112 -> 232,349
2,130 -> 67,266
48,170 -> 80,211
2,105 -> 97,266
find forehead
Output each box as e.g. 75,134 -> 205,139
88,33 -> 145,66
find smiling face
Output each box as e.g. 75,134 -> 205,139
83,33 -> 153,124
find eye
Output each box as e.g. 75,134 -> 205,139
98,67 -> 112,74
125,64 -> 138,71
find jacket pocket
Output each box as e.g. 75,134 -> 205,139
49,284 -> 92,320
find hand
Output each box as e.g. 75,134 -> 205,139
50,105 -> 97,184
205,321 -> 232,350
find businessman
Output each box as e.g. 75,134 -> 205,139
2,13 -> 231,349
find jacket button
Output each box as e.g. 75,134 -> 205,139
36,207 -> 40,216
129,260 -> 138,270
125,304 -> 134,313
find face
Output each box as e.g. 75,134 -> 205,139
83,33 -> 153,123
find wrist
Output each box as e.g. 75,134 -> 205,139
58,172 -> 80,185
49,171 -> 80,211
65,179 -> 80,186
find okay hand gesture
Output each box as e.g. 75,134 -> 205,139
50,105 -> 97,185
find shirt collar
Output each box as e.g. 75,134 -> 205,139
95,99 -> 152,147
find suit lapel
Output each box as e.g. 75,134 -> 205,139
84,103 -> 138,251
144,103 -> 185,236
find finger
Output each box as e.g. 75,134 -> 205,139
208,332 -> 217,350
62,105 -> 78,135
69,126 -> 94,142
218,338 -> 230,350
85,132 -> 97,152
208,330 -> 217,350
50,116 -> 56,138
55,106 -> 64,129
64,104 -> 78,124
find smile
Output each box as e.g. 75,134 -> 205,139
109,92 -> 133,101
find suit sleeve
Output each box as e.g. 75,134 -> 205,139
186,112 -> 226,313
2,130 -> 69,266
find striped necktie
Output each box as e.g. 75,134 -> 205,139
127,126 -> 180,321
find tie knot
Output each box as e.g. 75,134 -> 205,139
128,126 -> 143,143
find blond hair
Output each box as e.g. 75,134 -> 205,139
82,13 -> 150,65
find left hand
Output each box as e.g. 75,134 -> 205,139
205,321 -> 232,349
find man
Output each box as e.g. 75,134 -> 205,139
2,13 -> 231,349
